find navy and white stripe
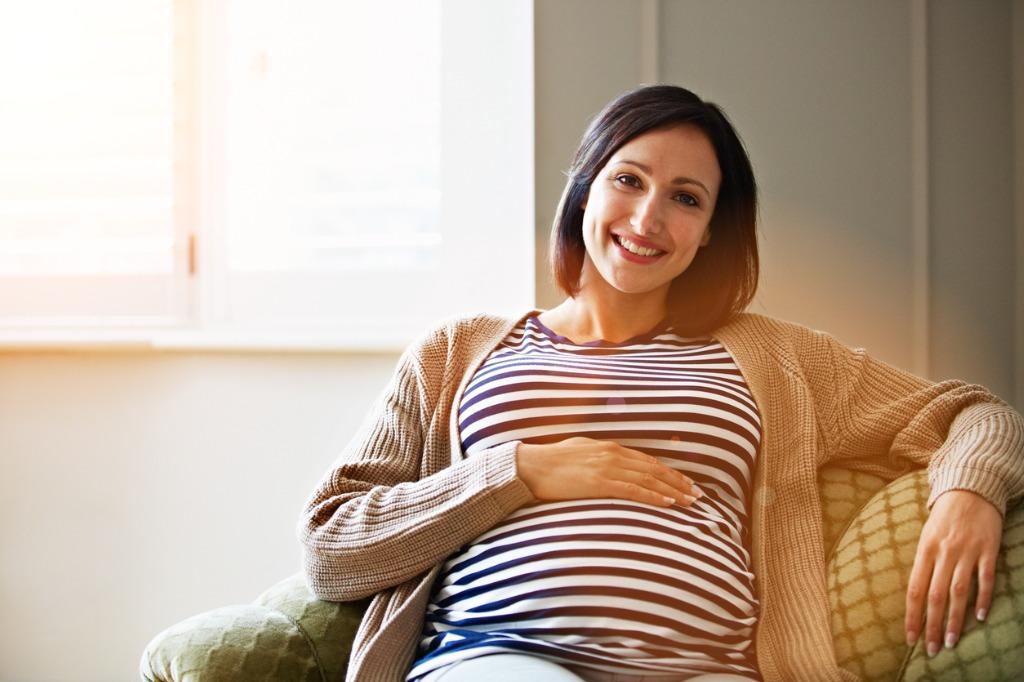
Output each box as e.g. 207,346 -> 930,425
407,315 -> 762,680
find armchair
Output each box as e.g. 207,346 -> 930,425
140,467 -> 1024,681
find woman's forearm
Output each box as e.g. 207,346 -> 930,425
299,439 -> 533,601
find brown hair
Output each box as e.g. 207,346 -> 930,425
549,84 -> 759,336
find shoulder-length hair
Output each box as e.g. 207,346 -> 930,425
550,84 -> 759,337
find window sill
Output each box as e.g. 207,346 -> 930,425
0,327 -> 409,353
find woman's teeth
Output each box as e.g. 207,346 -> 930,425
617,235 -> 663,257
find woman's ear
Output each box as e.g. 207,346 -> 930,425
700,228 -> 711,247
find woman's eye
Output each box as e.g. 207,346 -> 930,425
614,174 -> 698,207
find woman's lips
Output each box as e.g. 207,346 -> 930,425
612,233 -> 665,263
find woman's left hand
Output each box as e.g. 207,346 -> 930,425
905,489 -> 1002,657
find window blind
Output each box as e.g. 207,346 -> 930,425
0,0 -> 186,323
0,1 -> 176,277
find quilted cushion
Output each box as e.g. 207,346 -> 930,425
254,574 -> 370,680
140,605 -> 322,682
141,579 -> 370,682
827,469 -> 1024,682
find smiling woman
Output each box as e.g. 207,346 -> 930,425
397,87 -> 765,682
547,88 -> 758,344
555,123 -> 721,343
293,84 -> 1024,682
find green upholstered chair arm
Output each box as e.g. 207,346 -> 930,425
820,466 -> 1024,682
142,467 -> 1022,681
140,575 -> 369,682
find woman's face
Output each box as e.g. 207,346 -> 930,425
579,123 -> 721,305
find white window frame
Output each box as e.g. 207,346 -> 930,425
0,0 -> 535,352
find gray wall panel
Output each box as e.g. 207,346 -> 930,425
929,0 -> 1015,399
533,0 -> 1020,406
534,0 -> 647,308
659,0 -> 915,369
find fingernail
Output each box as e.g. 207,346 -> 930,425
693,487 -> 704,498
945,632 -> 957,649
681,494 -> 696,505
906,631 -> 917,647
927,641 -> 939,657
976,608 -> 987,622
663,496 -> 677,506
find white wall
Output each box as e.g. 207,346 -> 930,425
0,351 -> 400,681
1,1 -> 1021,680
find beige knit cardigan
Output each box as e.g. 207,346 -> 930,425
298,309 -> 1024,682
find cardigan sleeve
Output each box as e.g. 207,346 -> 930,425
297,326 -> 535,602
797,326 -> 1024,519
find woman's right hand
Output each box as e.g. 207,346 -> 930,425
515,436 -> 705,508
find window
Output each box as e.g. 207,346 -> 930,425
0,1 -> 183,324
0,0 -> 534,350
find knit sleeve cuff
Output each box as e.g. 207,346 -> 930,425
928,465 -> 1009,518
482,440 -> 538,516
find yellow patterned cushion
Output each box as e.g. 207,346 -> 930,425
899,508 -> 1024,682
820,466 -> 889,558
823,468 -> 1024,682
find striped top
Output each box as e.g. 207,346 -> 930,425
407,314 -> 763,680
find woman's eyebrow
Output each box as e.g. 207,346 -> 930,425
616,159 -> 711,197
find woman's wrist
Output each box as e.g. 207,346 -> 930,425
514,442 -> 541,497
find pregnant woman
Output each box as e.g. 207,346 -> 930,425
298,85 -> 1024,682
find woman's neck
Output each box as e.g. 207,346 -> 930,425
540,294 -> 668,345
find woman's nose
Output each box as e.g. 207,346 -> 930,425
629,195 -> 662,234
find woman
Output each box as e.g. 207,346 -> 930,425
298,85 -> 1024,682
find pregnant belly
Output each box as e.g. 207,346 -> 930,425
425,498 -> 758,644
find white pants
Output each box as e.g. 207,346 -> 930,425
421,653 -> 760,682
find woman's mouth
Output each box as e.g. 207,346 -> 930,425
612,234 -> 666,263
